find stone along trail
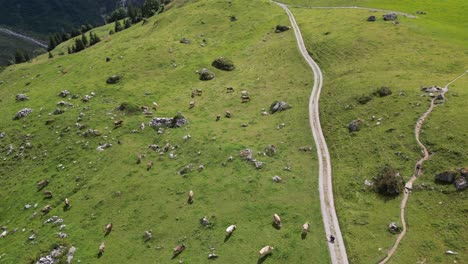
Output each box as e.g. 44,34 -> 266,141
274,2 -> 349,264
379,70 -> 467,264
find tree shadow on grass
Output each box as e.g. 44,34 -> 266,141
257,254 -> 271,264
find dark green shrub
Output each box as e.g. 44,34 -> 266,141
374,165 -> 405,195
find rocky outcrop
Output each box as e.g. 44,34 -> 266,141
212,57 -> 235,71
435,171 -> 457,183
269,101 -> 291,114
13,108 -> 32,120
198,68 -> 215,81
149,112 -> 188,128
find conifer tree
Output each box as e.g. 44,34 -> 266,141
48,52 -> 54,59
81,33 -> 88,46
124,19 -> 132,29
14,50 -> 26,64
73,38 -> 85,52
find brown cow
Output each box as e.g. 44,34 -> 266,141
37,180 -> 49,190
189,101 -> 195,109
273,213 -> 281,228
98,241 -> 105,257
216,114 -> 221,121
188,190 -> 194,204
105,223 -> 113,235
173,244 -> 186,257
146,161 -> 153,171
241,95 -> 250,103
43,190 -> 53,198
41,205 -> 52,215
114,120 -> 123,127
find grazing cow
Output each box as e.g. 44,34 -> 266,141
0,230 -> 7,238
114,120 -> 123,127
191,91 -> 196,98
173,244 -> 185,256
98,241 -> 105,256
188,190 -> 194,204
146,161 -> 153,171
302,222 -> 310,235
196,89 -> 203,96
105,223 -> 113,235
225,111 -> 232,118
41,205 -> 52,215
43,190 -> 53,198
241,95 -> 250,102
143,111 -> 153,116
137,153 -> 142,164
143,230 -> 153,241
216,114 -> 221,121
259,245 -> 274,257
273,214 -> 281,227
162,143 -> 170,153
226,224 -> 236,236
140,123 -> 145,130
152,102 -> 158,110
189,101 -> 195,109
64,198 -> 71,208
241,90 -> 248,96
226,87 -> 234,93
37,180 -> 49,190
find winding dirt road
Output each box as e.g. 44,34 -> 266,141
379,70 -> 467,263
274,2 -> 349,263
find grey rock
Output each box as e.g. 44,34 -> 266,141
16,94 -> 29,101
58,90 -> 70,97
269,101 -> 291,114
348,119 -> 362,132
106,75 -> 121,84
367,16 -> 376,22
198,68 -> 215,81
383,13 -> 397,21
454,177 -> 467,190
13,108 -> 32,120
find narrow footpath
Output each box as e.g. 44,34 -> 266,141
274,2 -> 349,263
379,70 -> 467,263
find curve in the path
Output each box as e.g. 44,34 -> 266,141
274,2 -> 349,263
379,70 -> 467,264
0,27 -> 48,48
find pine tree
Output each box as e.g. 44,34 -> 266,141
142,0 -> 161,18
115,20 -> 123,32
14,49 -> 26,64
81,33 -> 88,46
124,19 -> 132,29
67,47 -> 72,54
48,52 -> 54,59
73,38 -> 85,53
48,35 -> 57,51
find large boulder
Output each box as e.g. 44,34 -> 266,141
149,112 -> 188,128
383,13 -> 397,21
106,75 -> 121,84
275,25 -> 290,33
212,57 -> 235,71
16,94 -> 29,101
198,68 -> 215,81
435,171 -> 458,183
13,108 -> 32,120
269,101 -> 291,114
348,119 -> 362,132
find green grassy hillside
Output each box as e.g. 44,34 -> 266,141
290,1 -> 467,263
0,0 -> 329,263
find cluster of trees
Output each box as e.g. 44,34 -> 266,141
67,31 -> 101,54
48,24 -> 94,51
14,49 -> 31,64
107,0 -> 171,24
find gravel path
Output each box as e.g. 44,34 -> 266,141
274,2 -> 349,263
379,70 -> 467,263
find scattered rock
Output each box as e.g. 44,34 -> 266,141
367,16 -> 376,22
435,171 -> 458,183
57,101 -> 73,107
272,176 -> 282,182
364,180 -> 373,186
230,15 -> 238,22
58,90 -> 70,98
13,108 -> 32,120
265,145 -> 277,156
254,161 -> 264,169
0,132 -> 4,139
66,246 -> 76,264
53,108 -> 65,115
454,177 -> 467,190
374,86 -> 392,97
212,57 -> 235,71
198,68 -> 215,81
16,94 -> 29,101
275,25 -> 290,33
96,143 -> 112,151
269,101 -> 291,114
82,94 -> 93,102
383,13 -> 397,21
348,119 -> 363,132
421,86 -> 443,93
149,112 -> 188,128
200,216 -> 210,226
106,75 -> 121,84
239,149 -> 253,161
180,38 -> 190,44
416,11 -> 426,15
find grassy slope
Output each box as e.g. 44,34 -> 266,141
290,1 -> 467,263
0,0 -> 329,263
